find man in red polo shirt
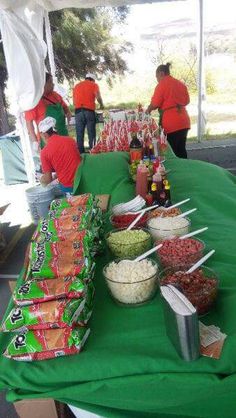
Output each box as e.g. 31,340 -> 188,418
38,117 -> 81,194
73,73 -> 104,153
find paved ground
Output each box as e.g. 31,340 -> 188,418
187,138 -> 236,173
0,138 -> 235,417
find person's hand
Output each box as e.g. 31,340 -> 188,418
66,111 -> 72,124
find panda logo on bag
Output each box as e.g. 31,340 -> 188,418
14,334 -> 26,350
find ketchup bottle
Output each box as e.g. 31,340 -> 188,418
136,162 -> 148,199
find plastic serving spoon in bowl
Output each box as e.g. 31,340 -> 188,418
176,208 -> 197,218
167,198 -> 190,210
126,209 -> 146,231
186,249 -> 215,274
133,243 -> 163,263
179,227 -> 208,240
126,204 -> 160,230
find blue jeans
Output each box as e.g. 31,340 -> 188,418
59,184 -> 73,194
75,109 -> 96,153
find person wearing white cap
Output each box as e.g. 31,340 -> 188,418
38,116 -> 81,193
73,73 -> 104,153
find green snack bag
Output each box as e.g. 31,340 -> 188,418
50,194 -> 94,211
76,281 -> 95,326
3,326 -> 90,361
13,276 -> 86,306
30,240 -> 92,279
1,297 -> 86,332
33,219 -> 95,245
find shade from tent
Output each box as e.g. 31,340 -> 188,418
0,0 -> 182,12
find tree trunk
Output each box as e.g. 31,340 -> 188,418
0,83 -> 9,136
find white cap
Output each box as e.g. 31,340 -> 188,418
86,73 -> 96,80
38,117 -> 56,133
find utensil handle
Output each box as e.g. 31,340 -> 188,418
134,244 -> 163,262
126,209 -> 145,231
168,198 -> 190,210
186,250 -> 215,273
128,204 -> 159,215
176,208 -> 197,218
180,227 -> 208,239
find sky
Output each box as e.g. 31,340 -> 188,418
120,0 -> 236,73
126,0 -> 236,34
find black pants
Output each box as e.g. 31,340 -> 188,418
167,129 -> 189,159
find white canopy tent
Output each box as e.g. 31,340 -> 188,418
0,0 -> 205,184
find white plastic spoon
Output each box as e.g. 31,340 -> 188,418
126,209 -> 146,231
167,198 -> 190,210
127,203 -> 159,215
179,227 -> 208,240
186,250 -> 215,274
134,243 -> 163,262
176,208 -> 197,218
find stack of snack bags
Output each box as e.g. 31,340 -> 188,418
1,194 -> 103,361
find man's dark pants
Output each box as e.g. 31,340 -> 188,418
75,109 -> 96,153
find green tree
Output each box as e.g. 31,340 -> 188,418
0,45 -> 9,135
0,7 -> 131,135
49,7 -> 132,84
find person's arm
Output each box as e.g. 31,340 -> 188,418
146,103 -> 157,114
40,150 -> 54,186
40,172 -> 53,186
183,85 -> 190,106
96,87 -> 104,109
61,97 -> 72,123
146,83 -> 164,114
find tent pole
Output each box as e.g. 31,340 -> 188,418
44,11 -> 56,81
197,0 -> 206,142
16,112 -> 36,186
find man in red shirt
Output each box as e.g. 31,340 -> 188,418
38,117 -> 81,194
147,63 -> 190,158
73,73 -> 104,153
25,73 -> 71,152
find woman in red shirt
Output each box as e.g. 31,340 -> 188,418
25,73 -> 71,152
147,63 -> 190,158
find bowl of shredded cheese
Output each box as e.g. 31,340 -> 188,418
103,258 -> 159,306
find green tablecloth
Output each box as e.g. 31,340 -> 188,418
1,151 -> 236,418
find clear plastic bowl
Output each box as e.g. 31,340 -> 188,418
148,206 -> 182,220
105,227 -> 152,259
159,265 -> 218,316
157,237 -> 205,269
103,258 -> 159,306
147,217 -> 191,241
110,213 -> 148,229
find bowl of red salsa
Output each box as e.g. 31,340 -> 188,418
110,212 -> 148,229
159,265 -> 218,316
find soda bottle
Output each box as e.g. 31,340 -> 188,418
130,132 -> 143,163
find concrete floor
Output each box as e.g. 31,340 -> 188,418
0,138 -> 236,417
187,138 -> 236,173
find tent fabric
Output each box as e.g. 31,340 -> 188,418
0,7 -> 45,111
0,0 -> 180,11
